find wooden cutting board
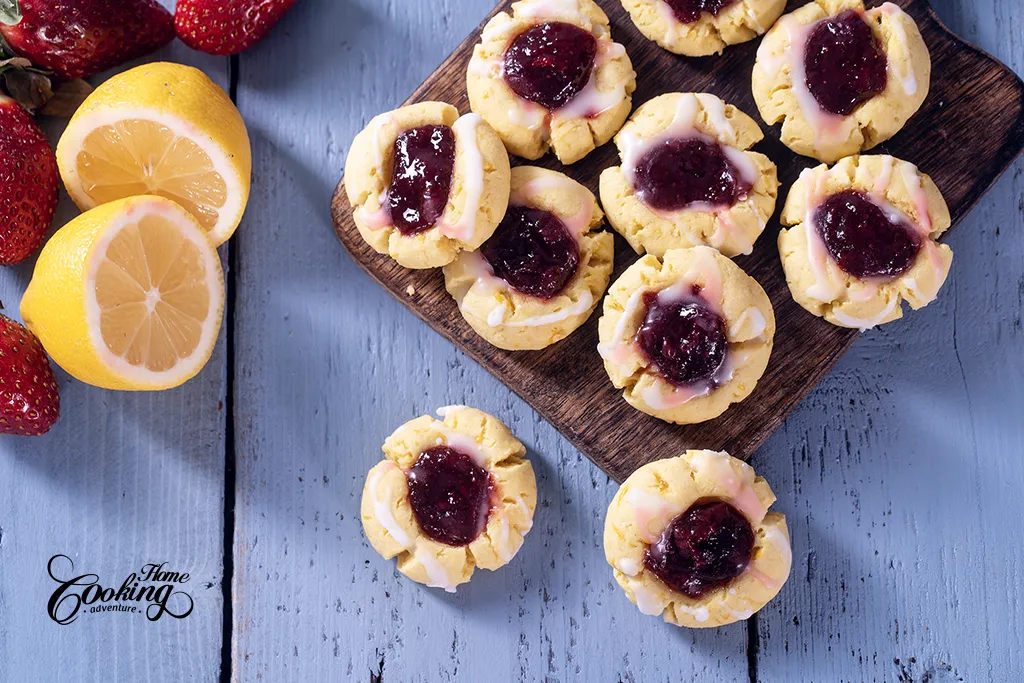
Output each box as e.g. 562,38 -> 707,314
330,0 -> 1024,482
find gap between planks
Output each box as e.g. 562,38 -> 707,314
219,52 -> 242,683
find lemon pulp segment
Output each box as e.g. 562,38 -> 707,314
95,214 -> 213,373
77,119 -> 228,233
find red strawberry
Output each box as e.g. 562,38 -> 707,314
0,314 -> 59,436
175,0 -> 297,56
0,0 -> 175,79
0,95 -> 57,265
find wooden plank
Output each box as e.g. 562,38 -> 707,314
0,17 -> 230,683
330,0 -> 1024,482
751,0 -> 1024,679
230,0 -> 747,679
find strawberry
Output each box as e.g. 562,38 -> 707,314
0,95 -> 57,265
0,0 -> 175,79
0,314 -> 59,436
175,0 -> 297,56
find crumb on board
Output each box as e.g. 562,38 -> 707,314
406,285 -> 416,296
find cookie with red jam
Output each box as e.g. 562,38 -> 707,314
600,93 -> 779,258
444,166 -> 613,350
344,101 -> 511,269
598,246 -> 774,424
604,450 -> 792,627
467,0 -> 636,164
361,406 -> 537,592
778,154 -> 952,330
752,0 -> 930,162
620,0 -> 786,57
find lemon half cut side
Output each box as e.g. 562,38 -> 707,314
56,62 -> 251,247
21,196 -> 225,391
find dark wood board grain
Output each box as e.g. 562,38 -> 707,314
331,0 -> 1024,482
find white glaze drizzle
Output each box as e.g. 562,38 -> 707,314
678,603 -> 712,623
800,168 -> 847,302
368,113 -> 393,179
515,496 -> 534,532
438,114 -> 486,242
509,101 -> 548,131
744,566 -> 784,592
468,54 -> 503,78
723,606 -> 754,621
655,247 -> 724,310
625,488 -> 683,544
659,2 -> 684,44
434,421 -> 489,468
515,0 -> 581,19
368,466 -> 412,547
743,3 -> 766,35
486,300 -> 508,326
898,161 -> 933,235
495,512 -> 513,563
368,464 -> 458,592
355,204 -> 391,231
552,67 -> 626,122
509,175 -> 594,237
776,16 -> 858,146
873,2 -> 918,96
498,290 -> 594,327
551,37 -> 629,122
616,558 -> 641,576
728,306 -> 768,341
831,295 -> 900,331
760,525 -> 793,569
436,405 -> 469,417
639,380 -> 713,411
873,154 -> 894,194
597,287 -> 646,364
688,450 -> 767,523
756,26 -> 788,78
354,114 -> 395,231
629,578 -> 668,616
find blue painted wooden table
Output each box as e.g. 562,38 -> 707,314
1,1 -> 1021,681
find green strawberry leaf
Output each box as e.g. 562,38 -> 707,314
0,0 -> 21,27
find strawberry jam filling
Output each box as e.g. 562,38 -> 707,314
637,289 -> 728,387
814,190 -> 922,279
632,138 -> 752,213
386,124 -> 456,235
804,9 -> 888,117
664,0 -> 738,24
480,205 -> 580,300
406,446 -> 492,547
503,21 -> 598,111
644,500 -> 755,599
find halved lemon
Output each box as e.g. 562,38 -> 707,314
21,196 -> 225,391
56,62 -> 251,247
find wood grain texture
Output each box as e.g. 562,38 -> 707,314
330,0 -> 1024,483
0,15 -> 230,683
230,1 -> 750,680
